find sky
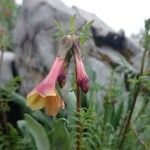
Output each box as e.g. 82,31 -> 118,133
16,0 -> 150,36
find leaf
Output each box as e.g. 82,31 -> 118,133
55,21 -> 65,38
11,92 -> 31,112
67,91 -> 76,117
25,114 -> 50,150
79,20 -> 94,45
49,119 -> 71,149
69,15 -> 76,33
112,100 -> 124,130
104,102 -> 115,124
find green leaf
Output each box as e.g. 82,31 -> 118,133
79,20 -> 94,45
69,15 -> 76,33
25,114 -> 50,150
67,91 -> 76,117
104,102 -> 115,124
145,19 -> 150,32
49,119 -> 71,149
112,100 -> 124,130
55,21 -> 65,38
11,92 -> 31,112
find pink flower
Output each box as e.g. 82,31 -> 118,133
57,61 -> 68,88
26,57 -> 65,116
57,51 -> 72,88
26,35 -> 90,116
74,52 -> 89,93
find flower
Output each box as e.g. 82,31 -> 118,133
26,57 -> 65,116
74,51 -> 89,93
26,35 -> 74,116
26,35 -> 90,116
57,60 -> 68,88
56,35 -> 73,88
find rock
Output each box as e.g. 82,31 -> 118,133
72,6 -> 114,36
12,0 -> 143,96
0,51 -> 16,85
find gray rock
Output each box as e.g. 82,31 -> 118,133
12,0 -> 143,96
0,51 -> 16,85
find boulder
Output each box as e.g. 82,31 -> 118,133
12,0 -> 143,96
0,51 -> 17,85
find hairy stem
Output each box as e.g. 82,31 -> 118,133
74,52 -> 81,150
76,84 -> 81,150
118,49 -> 147,149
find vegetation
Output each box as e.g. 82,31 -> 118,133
0,1 -> 150,150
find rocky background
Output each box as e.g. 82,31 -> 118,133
2,0 -> 145,96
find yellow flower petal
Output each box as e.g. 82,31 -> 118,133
26,91 -> 45,110
45,96 -> 62,116
46,89 -> 57,96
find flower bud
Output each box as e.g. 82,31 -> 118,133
74,52 -> 89,93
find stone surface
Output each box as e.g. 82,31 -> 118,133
0,51 -> 16,85
11,0 -> 144,95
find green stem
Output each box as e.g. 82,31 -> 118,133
118,49 -> 147,149
0,49 -> 4,81
76,84 -> 81,150
2,110 -> 8,133
0,49 -> 8,133
73,51 -> 81,150
131,125 -> 148,149
134,96 -> 149,122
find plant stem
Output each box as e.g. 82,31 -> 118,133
0,49 -> 8,133
2,110 -> 8,133
134,96 -> 149,122
0,49 -> 4,81
76,83 -> 81,150
131,125 -> 148,149
73,49 -> 81,150
118,49 -> 147,149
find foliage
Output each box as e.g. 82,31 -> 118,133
0,3 -> 150,149
1,63 -> 150,149
0,0 -> 17,50
55,15 -> 94,46
25,114 -> 50,150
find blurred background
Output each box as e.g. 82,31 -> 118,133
16,0 -> 150,36
0,0 -> 150,149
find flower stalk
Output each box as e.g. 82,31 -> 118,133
0,49 -> 4,81
75,73 -> 81,150
74,55 -> 82,150
72,37 -> 89,150
118,49 -> 148,149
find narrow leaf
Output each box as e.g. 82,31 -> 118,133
25,114 -> 50,150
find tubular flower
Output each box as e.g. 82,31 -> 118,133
26,35 -> 73,116
56,35 -> 73,88
26,57 -> 65,116
57,60 -> 68,88
74,51 -> 89,93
